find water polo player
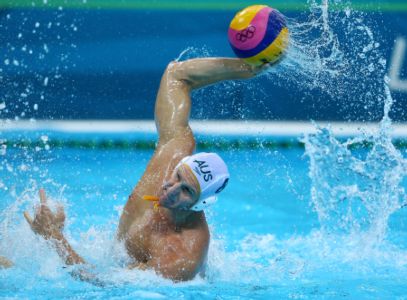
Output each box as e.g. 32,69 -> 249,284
24,58 -> 268,282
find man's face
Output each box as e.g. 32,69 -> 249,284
159,164 -> 200,210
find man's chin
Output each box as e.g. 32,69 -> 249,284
159,199 -> 183,210
159,197 -> 173,209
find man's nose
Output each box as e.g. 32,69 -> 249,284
167,183 -> 182,197
163,179 -> 175,190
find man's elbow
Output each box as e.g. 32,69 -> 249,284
165,61 -> 182,80
164,61 -> 196,87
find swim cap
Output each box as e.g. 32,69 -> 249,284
176,152 -> 230,211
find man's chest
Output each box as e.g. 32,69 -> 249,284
125,212 -> 177,261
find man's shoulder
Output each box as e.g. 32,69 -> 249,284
181,216 -> 210,243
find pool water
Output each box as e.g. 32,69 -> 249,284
0,131 -> 406,299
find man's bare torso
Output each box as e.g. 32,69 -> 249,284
117,140 -> 210,280
117,142 -> 210,267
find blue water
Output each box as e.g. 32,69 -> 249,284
0,132 -> 406,299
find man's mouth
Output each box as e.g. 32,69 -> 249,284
159,191 -> 166,205
159,191 -> 174,207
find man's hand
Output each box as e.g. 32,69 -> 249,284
23,189 -> 98,284
249,61 -> 273,76
23,189 -> 65,240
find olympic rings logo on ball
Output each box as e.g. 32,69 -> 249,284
235,26 -> 256,43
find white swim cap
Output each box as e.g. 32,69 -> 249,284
176,152 -> 230,211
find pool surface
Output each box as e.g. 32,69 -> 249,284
0,129 -> 406,299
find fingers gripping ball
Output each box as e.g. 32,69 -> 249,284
228,5 -> 290,66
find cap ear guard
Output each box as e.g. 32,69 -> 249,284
190,175 -> 229,211
199,175 -> 229,199
190,196 -> 218,211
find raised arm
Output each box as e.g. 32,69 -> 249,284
155,58 -> 264,145
24,189 -> 84,265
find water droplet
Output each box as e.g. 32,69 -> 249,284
40,135 -> 49,143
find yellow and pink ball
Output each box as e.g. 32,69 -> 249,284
228,5 -> 290,66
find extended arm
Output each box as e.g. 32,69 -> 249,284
172,57 -> 261,89
24,189 -> 85,265
155,58 -> 266,144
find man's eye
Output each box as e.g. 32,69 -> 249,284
182,186 -> 191,195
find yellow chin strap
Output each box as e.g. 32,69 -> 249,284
142,195 -> 160,211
